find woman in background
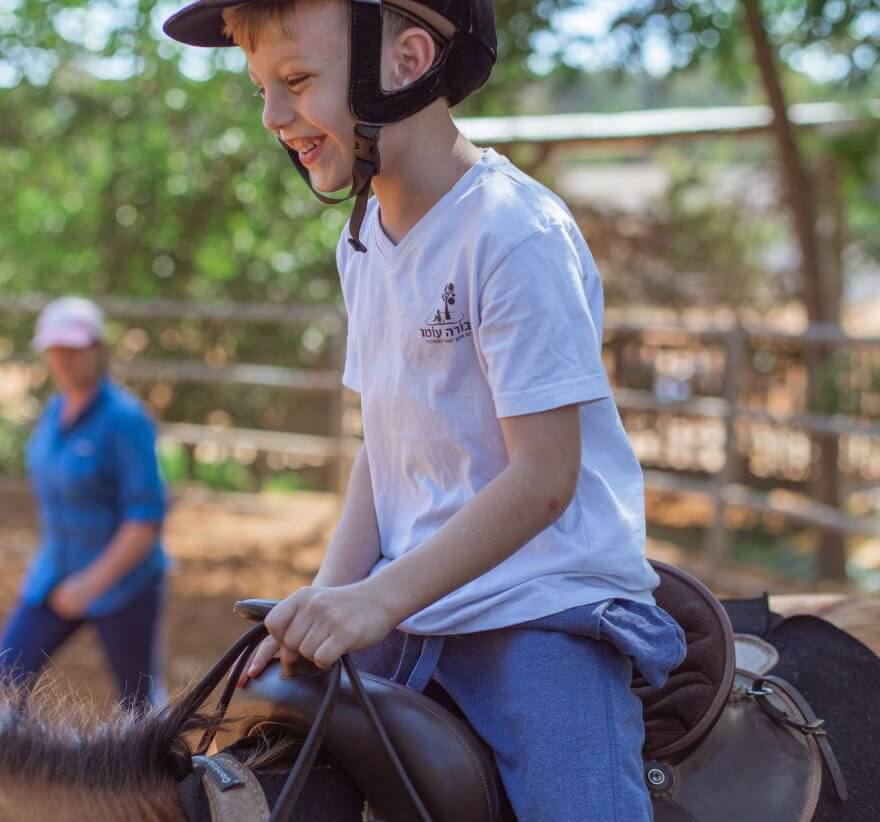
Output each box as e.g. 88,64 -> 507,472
0,296 -> 168,710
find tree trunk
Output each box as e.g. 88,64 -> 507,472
742,0 -> 847,580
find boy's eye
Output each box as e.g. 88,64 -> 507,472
286,75 -> 309,90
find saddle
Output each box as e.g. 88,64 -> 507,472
638,562 -> 848,822
186,561 -> 852,822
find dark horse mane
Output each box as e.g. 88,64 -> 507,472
0,672 -> 289,822
0,677 -> 197,787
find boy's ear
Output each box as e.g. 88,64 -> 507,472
385,26 -> 437,91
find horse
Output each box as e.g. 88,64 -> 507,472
0,654 -> 364,821
0,563 -> 877,822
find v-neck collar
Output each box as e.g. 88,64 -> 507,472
57,378 -> 109,434
371,149 -> 501,262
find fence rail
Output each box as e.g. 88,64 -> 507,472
117,359 -> 342,394
2,295 -> 879,581
614,387 -> 880,439
0,293 -> 343,327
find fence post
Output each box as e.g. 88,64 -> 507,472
705,321 -> 746,582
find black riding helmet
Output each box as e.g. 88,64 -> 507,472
163,0 -> 497,251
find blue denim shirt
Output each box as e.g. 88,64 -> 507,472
22,378 -> 168,617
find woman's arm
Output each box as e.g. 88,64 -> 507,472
82,521 -> 160,592
47,521 -> 159,619
49,404 -> 166,620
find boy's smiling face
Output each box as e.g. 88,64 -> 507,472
239,0 -> 355,193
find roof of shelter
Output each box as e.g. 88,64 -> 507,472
457,101 -> 880,148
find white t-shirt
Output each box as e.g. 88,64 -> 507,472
337,148 -> 659,635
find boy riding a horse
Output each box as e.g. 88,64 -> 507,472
163,1 -> 687,818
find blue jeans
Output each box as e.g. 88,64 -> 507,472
0,577 -> 167,712
353,599 -> 687,822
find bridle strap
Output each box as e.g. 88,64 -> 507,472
343,655 -> 434,821
193,752 -> 271,822
194,623 -> 269,756
268,655 -> 433,822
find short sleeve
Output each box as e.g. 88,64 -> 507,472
337,227 -> 361,393
476,223 -> 611,418
111,407 -> 166,523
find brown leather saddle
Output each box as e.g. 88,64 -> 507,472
187,561 -> 848,822
639,561 -> 847,822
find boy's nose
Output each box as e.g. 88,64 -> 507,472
262,90 -> 296,133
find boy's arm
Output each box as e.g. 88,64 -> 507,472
312,444 -> 382,588
365,404 -> 580,622
254,404 -> 580,673
241,442 -> 381,682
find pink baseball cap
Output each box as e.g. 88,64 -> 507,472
32,297 -> 106,352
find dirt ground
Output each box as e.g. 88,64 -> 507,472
0,485 -> 339,706
0,483 -> 878,709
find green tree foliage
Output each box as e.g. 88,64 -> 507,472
604,0 -> 878,89
596,0 -> 880,265
0,0 -> 582,486
0,0 -> 578,304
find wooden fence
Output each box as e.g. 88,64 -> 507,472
605,320 -> 880,579
2,294 -> 879,580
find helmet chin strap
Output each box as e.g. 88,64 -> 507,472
280,123 -> 382,253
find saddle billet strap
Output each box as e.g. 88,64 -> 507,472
193,752 -> 271,822
751,675 -> 848,802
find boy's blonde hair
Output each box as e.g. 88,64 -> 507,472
222,0 -> 411,53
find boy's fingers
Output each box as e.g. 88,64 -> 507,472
312,636 -> 343,670
297,623 -> 330,663
238,637 -> 280,686
264,595 -> 300,642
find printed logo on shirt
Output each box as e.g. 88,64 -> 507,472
419,283 -> 472,344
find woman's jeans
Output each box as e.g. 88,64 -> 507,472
0,578 -> 166,712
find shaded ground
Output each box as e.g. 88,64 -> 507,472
0,483 -> 877,710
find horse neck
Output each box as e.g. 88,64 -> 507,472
0,782 -> 187,822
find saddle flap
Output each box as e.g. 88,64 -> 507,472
650,671 -> 823,822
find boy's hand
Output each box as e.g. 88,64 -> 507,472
240,582 -> 397,683
238,635 -> 281,687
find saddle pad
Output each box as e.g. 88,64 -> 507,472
722,593 -> 785,638
769,616 -> 880,822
